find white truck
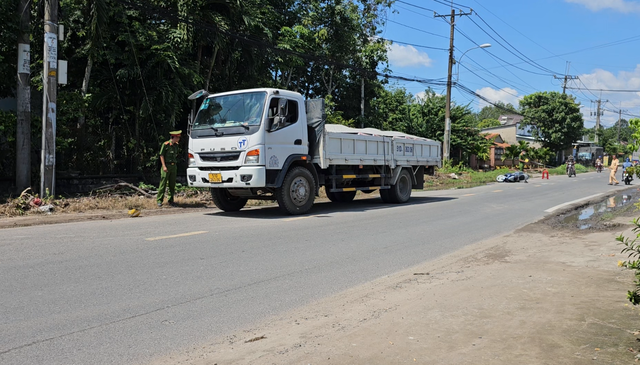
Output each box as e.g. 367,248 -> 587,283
186,88 -> 441,215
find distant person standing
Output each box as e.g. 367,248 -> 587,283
609,155 -> 620,185
157,130 -> 181,207
518,150 -> 527,171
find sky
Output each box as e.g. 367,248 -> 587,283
381,0 -> 640,129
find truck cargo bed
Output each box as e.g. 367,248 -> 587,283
312,124 -> 441,169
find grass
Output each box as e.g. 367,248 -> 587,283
547,163 -> 592,175
424,169 -> 506,190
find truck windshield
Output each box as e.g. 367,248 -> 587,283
193,92 -> 266,130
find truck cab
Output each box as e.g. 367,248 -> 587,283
187,88 -> 316,213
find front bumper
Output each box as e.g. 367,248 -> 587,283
187,166 -> 266,188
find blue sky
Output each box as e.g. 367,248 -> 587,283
382,0 -> 640,128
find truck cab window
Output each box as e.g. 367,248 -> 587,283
268,98 -> 298,132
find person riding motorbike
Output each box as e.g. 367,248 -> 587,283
566,155 -> 576,177
623,157 -> 634,185
595,156 -> 603,173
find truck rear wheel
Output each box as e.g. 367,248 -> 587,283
277,166 -> 316,215
381,169 -> 412,204
211,188 -> 248,212
325,189 -> 357,203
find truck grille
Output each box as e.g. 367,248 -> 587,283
198,151 -> 241,162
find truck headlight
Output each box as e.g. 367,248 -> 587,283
245,149 -> 260,164
188,153 -> 196,167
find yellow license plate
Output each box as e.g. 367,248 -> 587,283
209,173 -> 222,183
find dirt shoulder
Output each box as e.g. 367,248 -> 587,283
149,216 -> 640,365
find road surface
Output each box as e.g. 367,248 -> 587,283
0,171 -> 624,364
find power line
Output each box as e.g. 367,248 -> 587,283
385,19 -> 448,39
381,37 -> 448,51
395,0 -> 436,13
469,13 -> 561,75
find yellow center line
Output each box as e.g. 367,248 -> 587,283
462,193 -> 475,196
492,190 -> 503,193
146,231 -> 208,241
516,187 -> 524,189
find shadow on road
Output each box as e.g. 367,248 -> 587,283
204,196 -> 457,220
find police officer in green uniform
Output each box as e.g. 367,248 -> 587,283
157,130 -> 181,207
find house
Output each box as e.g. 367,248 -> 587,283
480,114 -> 541,149
470,133 -> 513,170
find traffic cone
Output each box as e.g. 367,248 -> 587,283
542,169 -> 549,179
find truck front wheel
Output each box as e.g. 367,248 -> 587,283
277,166 -> 316,215
381,169 -> 412,204
210,188 -> 248,212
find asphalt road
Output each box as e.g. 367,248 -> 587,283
0,171 -> 628,365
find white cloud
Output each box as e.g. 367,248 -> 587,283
565,0 -> 640,13
577,65 -> 640,126
475,87 -> 521,110
387,44 -> 433,68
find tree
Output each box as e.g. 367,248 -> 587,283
474,101 -> 517,125
477,118 -> 500,129
519,91 -> 583,152
502,144 -> 521,167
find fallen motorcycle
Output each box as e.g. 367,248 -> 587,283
496,171 -> 529,183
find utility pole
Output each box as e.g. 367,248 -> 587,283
592,99 -> 607,143
16,0 -> 31,193
360,78 -> 365,128
617,103 -> 627,143
41,0 -> 58,196
435,8 -> 472,161
553,74 -> 579,94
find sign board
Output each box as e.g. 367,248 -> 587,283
18,43 -> 30,74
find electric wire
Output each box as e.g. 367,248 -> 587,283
385,19 -> 448,39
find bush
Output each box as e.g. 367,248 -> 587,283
617,218 -> 640,305
548,163 -> 589,175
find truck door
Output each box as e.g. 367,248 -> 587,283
264,97 -> 307,171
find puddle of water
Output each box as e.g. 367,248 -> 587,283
561,191 -> 638,229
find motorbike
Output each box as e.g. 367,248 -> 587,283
623,169 -> 634,185
596,163 -> 603,173
496,171 -> 529,183
566,161 -> 576,177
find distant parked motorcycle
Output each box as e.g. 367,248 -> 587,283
496,171 -> 529,183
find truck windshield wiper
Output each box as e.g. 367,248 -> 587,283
240,124 -> 250,131
209,126 -> 219,132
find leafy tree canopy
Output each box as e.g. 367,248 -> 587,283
519,91 -> 584,152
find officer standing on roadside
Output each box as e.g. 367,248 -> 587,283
157,130 -> 181,207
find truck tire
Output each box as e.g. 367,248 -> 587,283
210,188 -> 248,212
382,169 -> 412,204
276,166 -> 315,215
325,189 -> 357,203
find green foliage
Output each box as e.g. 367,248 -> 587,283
520,91 -> 584,152
476,118 -> 500,129
616,218 -> 640,305
474,101 -> 517,125
548,163 -> 589,175
2,0 -> 394,179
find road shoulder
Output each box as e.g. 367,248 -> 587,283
149,218 -> 640,365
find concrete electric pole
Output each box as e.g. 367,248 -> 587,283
553,74 -> 579,94
16,0 -> 31,192
435,8 -> 472,161
41,0 -> 58,196
593,99 -> 608,144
